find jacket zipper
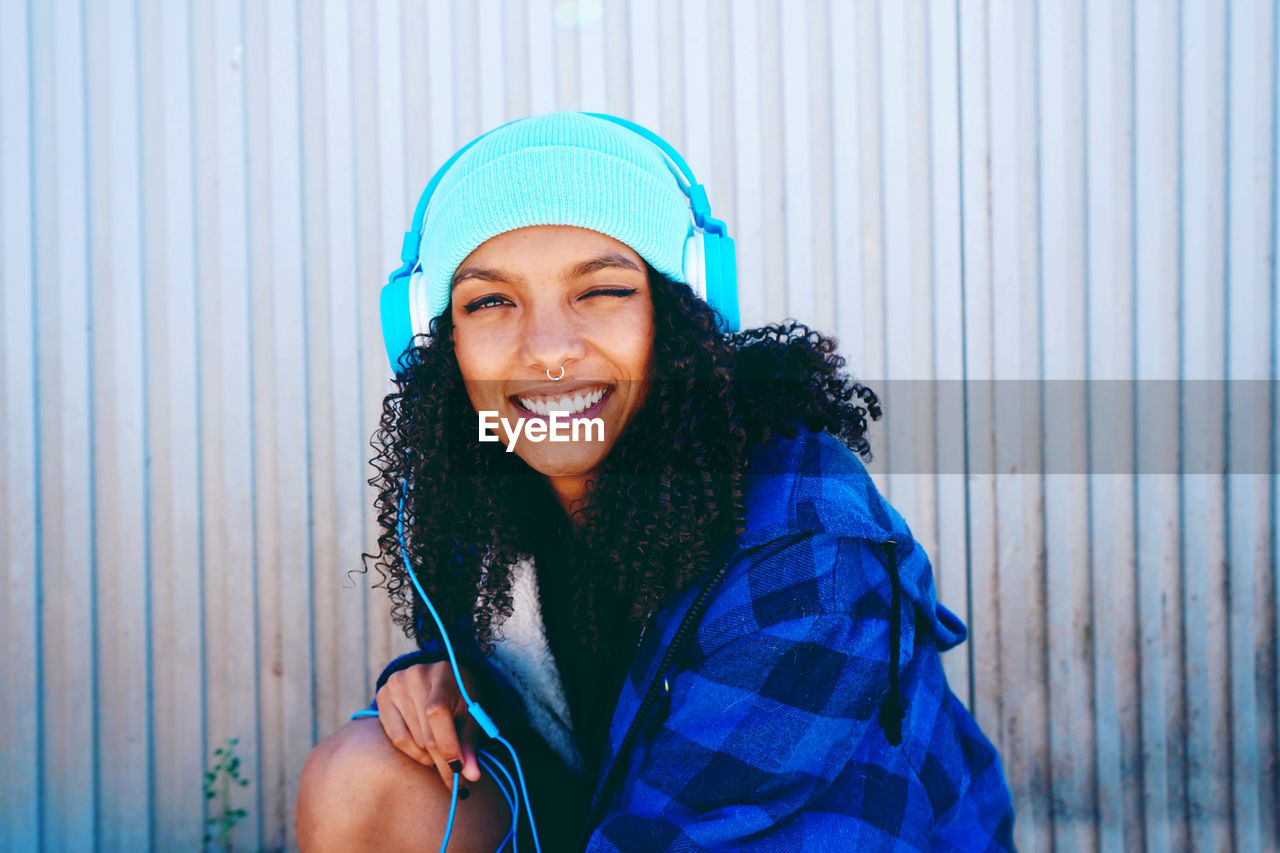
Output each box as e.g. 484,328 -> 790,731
579,552 -> 736,841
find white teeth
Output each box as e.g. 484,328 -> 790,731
518,387 -> 606,416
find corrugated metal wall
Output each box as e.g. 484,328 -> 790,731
1,1 -> 1277,850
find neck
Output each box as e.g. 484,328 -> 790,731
547,474 -> 591,520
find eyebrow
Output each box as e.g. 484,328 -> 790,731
568,253 -> 644,278
451,252 -> 644,288
451,266 -> 507,287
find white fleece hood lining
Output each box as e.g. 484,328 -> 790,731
486,557 -> 586,774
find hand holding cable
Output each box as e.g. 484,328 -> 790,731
376,661 -> 485,793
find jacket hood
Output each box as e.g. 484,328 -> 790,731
738,426 -> 967,651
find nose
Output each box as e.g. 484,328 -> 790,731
520,298 -> 587,374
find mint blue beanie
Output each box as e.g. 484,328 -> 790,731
411,112 -> 692,324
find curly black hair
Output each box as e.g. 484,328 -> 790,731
364,270 -> 881,652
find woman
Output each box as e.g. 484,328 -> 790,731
297,112 -> 1014,852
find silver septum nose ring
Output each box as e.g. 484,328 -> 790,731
547,365 -> 566,382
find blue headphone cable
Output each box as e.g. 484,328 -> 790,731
348,479 -> 542,852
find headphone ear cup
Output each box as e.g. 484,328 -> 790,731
380,274 -> 415,373
699,231 -> 739,332
682,230 -> 707,301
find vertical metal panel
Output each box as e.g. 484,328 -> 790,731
299,0 -> 352,745
924,0 -> 970,705
1037,3 -> 1093,850
526,0 -> 556,116
846,0 -> 887,382
0,1 -> 39,849
987,2 -> 1052,851
137,0 -> 205,845
1226,1 -> 1278,850
780,0 -> 817,323
1082,0 -> 1138,849
452,0 -> 485,136
478,0 -> 509,127
602,0 -> 633,115
876,0 -> 936,570
356,0 -> 413,718
298,0 -> 337,743
654,0 -> 686,148
679,1 -> 712,199
315,0 -> 370,741
806,1 -> 837,331
625,0 -> 657,125
1133,5 -> 1182,851
501,0 -> 532,118
1179,2 -> 1233,852
349,0 -> 382,701
694,0 -> 737,234
84,0 -> 152,848
365,1 -> 415,695
827,0 -> 859,348
424,1 -> 459,165
1271,6 -> 1280,846
551,0 -> 579,109
245,0 -> 314,846
956,0 -> 998,744
574,0 -> 606,111
31,0 -> 98,847
400,0 -> 433,184
729,0 -> 766,328
190,0 -> 263,849
753,0 -> 789,324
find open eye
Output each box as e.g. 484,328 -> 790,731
462,294 -> 514,314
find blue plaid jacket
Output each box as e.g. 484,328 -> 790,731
378,428 -> 1015,850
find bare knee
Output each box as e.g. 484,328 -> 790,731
297,719 -> 400,850
296,718 -> 509,853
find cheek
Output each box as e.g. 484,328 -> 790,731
451,319 -> 504,378
451,329 -> 505,412
616,308 -> 655,376
452,342 -> 481,381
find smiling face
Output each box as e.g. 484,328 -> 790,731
449,225 -> 655,513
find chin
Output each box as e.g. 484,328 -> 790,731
515,444 -> 613,479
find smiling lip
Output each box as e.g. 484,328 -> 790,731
509,384 -> 613,421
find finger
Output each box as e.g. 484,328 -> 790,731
381,670 -> 445,769
376,700 -> 434,767
420,672 -> 466,789
422,739 -> 458,791
457,713 -> 484,782
420,701 -> 463,789
386,667 -> 446,762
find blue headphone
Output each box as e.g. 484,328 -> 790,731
379,112 -> 740,373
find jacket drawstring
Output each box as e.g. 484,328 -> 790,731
878,540 -> 905,746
